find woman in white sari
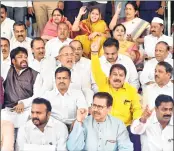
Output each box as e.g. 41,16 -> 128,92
109,2 -> 150,44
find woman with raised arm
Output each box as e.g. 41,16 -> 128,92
72,6 -> 110,59
109,2 -> 150,44
41,8 -> 72,41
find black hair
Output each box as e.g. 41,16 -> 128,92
13,21 -> 27,30
155,94 -> 174,108
31,37 -> 45,48
157,61 -> 173,78
52,8 -> 64,16
103,38 -> 119,50
10,47 -> 28,64
1,4 -> 7,12
32,98 -> 52,112
156,41 -> 170,51
69,40 -> 83,50
125,1 -> 138,12
55,66 -> 71,78
110,64 -> 127,76
113,24 -> 126,33
1,37 -> 10,46
93,92 -> 113,107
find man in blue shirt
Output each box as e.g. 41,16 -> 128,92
67,92 -> 133,151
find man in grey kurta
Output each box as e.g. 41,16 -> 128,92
67,92 -> 133,151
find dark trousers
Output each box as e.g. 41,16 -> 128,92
127,125 -> 141,151
6,6 -> 27,22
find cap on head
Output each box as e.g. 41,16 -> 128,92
151,17 -> 164,25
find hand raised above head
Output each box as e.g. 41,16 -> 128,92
91,38 -> 101,53
79,6 -> 87,16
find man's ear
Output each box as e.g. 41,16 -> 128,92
107,106 -> 112,112
12,58 -> 15,65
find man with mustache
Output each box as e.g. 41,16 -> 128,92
99,38 -> 139,90
144,17 -> 173,60
45,22 -> 72,58
0,4 -> 15,40
55,45 -> 94,107
1,47 -> 42,130
29,37 -> 56,94
43,67 -> 88,129
16,98 -> 68,151
140,41 -> 173,87
10,21 -> 33,60
142,61 -> 173,110
91,38 -> 142,151
131,94 -> 173,151
67,92 -> 133,150
1,37 -> 11,80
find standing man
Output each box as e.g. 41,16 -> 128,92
1,47 -> 42,128
16,97 -> 68,151
67,92 -> 133,151
0,4 -> 15,40
131,94 -> 173,151
91,38 -> 142,151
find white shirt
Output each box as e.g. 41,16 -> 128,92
140,57 -> 173,86
142,81 -> 173,109
16,117 -> 68,151
43,88 -> 88,124
144,34 -> 173,58
45,37 -> 72,58
74,57 -> 98,93
10,37 -> 33,60
1,55 -> 11,80
28,56 -> 56,93
131,114 -> 173,151
99,54 -> 140,90
1,1 -> 32,7
1,18 -> 15,40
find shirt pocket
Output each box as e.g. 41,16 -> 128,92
105,139 -> 117,151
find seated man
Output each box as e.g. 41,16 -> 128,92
45,22 -> 72,58
67,92 -> 133,151
99,38 -> 139,90
10,21 -> 33,60
55,45 -> 94,106
29,37 -> 56,93
91,38 -> 142,151
140,41 -> 173,87
16,98 -> 68,151
131,94 -> 173,151
1,120 -> 14,151
144,17 -> 173,59
1,47 -> 42,128
43,67 -> 88,126
1,37 -> 11,80
142,61 -> 173,109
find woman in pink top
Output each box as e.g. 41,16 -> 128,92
41,8 -> 72,41
1,120 -> 14,151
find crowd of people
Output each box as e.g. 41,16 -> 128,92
0,1 -> 173,151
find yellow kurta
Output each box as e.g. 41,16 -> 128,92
75,20 -> 108,58
91,54 -> 142,126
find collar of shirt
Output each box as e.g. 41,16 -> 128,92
56,37 -> 71,43
11,36 -> 30,43
32,56 -> 46,63
153,81 -> 173,89
152,114 -> 173,126
54,87 -> 71,96
1,55 -> 10,63
30,118 -> 54,130
100,54 -> 122,64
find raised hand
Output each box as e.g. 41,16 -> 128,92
79,6 -> 87,16
76,108 -> 88,123
140,105 -> 154,123
14,102 -> 24,113
91,38 -> 101,53
116,2 -> 122,14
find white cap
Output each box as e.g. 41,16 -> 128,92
151,17 -> 164,24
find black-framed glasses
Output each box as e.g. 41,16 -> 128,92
91,104 -> 107,110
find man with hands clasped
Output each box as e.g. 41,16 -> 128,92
67,92 -> 133,151
131,94 -> 174,151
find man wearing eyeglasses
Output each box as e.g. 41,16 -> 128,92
67,92 -> 133,151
